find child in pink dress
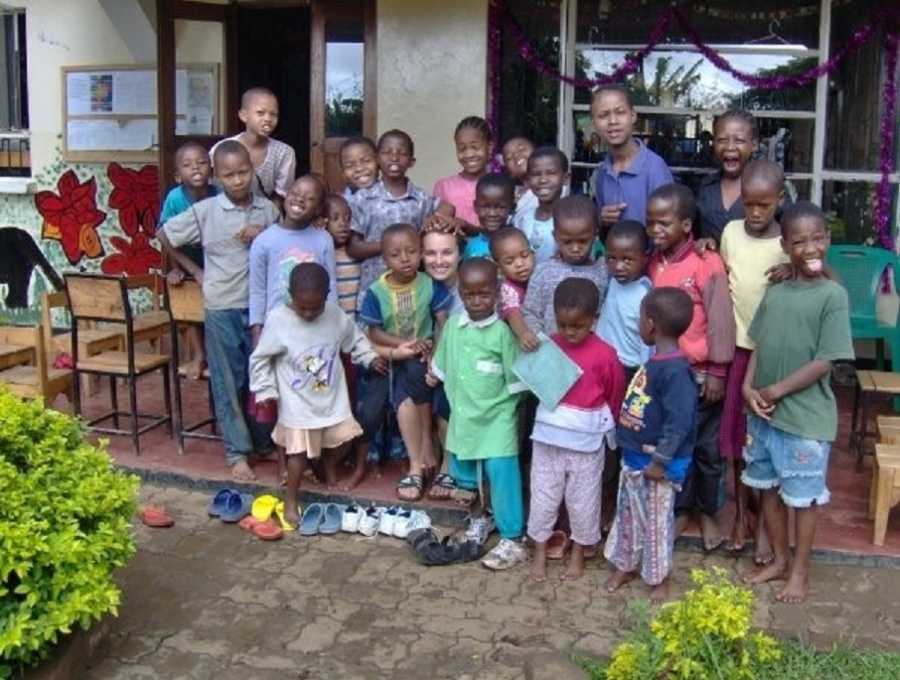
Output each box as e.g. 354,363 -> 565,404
433,116 -> 492,234
490,227 -> 535,350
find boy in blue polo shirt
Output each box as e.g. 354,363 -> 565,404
590,84 -> 672,231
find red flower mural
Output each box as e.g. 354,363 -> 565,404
35,170 -> 106,265
100,231 -> 162,277
108,163 -> 160,237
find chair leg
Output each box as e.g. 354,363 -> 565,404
858,393 -> 873,471
873,468 -> 895,546
109,375 -> 119,429
207,379 -> 217,435
73,369 -> 83,419
850,378 -> 862,451
161,365 -> 173,437
868,458 -> 880,520
173,369 -> 186,454
129,376 -> 140,455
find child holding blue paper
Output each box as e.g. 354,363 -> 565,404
527,278 -> 625,582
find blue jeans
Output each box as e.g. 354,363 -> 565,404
449,453 -> 524,540
205,308 -> 273,466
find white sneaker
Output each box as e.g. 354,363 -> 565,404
358,506 -> 382,537
482,538 -> 528,571
341,504 -> 362,533
393,509 -> 431,539
378,506 -> 399,535
465,514 -> 495,546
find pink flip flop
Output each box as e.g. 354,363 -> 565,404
138,506 -> 175,528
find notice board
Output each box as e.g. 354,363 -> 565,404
62,64 -> 219,162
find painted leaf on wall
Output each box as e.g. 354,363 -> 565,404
100,231 -> 162,277
107,163 -> 160,237
35,170 -> 106,265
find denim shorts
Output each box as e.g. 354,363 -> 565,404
741,415 -> 831,508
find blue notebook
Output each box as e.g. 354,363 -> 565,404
512,334 -> 583,411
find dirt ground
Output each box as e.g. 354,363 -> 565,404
84,484 -> 900,679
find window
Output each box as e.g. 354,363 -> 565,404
0,5 -> 28,177
551,0 -> 900,244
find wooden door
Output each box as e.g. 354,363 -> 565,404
310,0 -> 376,192
156,0 -> 238,200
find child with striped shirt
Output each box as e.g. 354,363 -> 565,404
325,193 -> 361,317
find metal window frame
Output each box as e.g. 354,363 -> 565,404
558,0 -> 900,238
0,6 -> 26,133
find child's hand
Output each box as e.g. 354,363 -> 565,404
766,262 -> 793,283
237,223 -> 265,244
758,384 -> 783,405
392,341 -> 419,361
643,461 -> 666,482
370,356 -> 389,375
600,203 -> 627,227
519,330 -> 541,352
743,385 -> 775,419
166,268 -> 186,287
423,213 -> 460,235
694,238 -> 718,256
701,375 -> 725,404
425,371 -> 440,387
410,340 -> 433,358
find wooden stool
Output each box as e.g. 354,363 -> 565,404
869,440 -> 900,546
850,370 -> 900,469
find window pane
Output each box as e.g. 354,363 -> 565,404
325,21 -> 364,137
572,110 -> 813,172
573,49 -> 816,111
576,0 -> 819,49
822,181 -> 897,245
826,0 -> 899,172
175,20 -> 225,135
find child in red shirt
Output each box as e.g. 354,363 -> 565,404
646,183 -> 735,550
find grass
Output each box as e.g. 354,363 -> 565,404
580,644 -> 900,680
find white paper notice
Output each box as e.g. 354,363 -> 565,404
67,119 -> 155,151
67,73 -> 93,115
112,71 -> 156,115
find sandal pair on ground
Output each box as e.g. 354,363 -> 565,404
345,504 -> 432,538
249,494 -> 343,536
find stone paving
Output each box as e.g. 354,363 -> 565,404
85,484 -> 900,679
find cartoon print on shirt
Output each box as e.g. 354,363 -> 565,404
619,366 -> 651,432
290,343 -> 339,393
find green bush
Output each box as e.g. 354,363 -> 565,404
0,391 -> 138,674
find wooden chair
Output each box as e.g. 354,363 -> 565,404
126,273 -> 172,348
0,324 -> 36,370
869,432 -> 900,546
0,324 -> 73,405
165,279 -> 219,454
849,370 -> 900,468
65,273 -> 173,454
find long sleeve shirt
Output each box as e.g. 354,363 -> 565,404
249,303 -> 377,429
522,257 -> 609,336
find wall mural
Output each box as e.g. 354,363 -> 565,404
0,147 -> 161,323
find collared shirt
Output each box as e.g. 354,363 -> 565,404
359,271 -> 451,340
593,140 -> 673,225
349,179 -> 440,301
695,172 -> 744,243
159,184 -> 219,226
160,193 -> 280,310
431,310 -> 527,460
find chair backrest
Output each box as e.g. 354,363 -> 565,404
41,291 -> 68,359
166,280 -> 205,324
64,274 -> 128,322
826,245 -> 896,324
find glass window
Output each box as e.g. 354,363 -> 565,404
822,181 -> 897,245
324,21 -> 364,137
0,8 -> 26,131
576,0 -> 820,49
573,49 -> 817,110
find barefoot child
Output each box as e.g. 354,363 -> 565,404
463,173 -> 515,259
213,87 -> 296,211
249,263 -> 386,525
158,140 -> 280,481
646,183 -> 735,551
491,227 -> 535,349
718,160 -> 789,561
529,278 -> 625,582
433,116 -> 493,232
339,136 -> 379,199
514,147 -> 571,265
605,287 -> 698,602
429,258 -> 529,570
159,141 -> 218,378
742,202 -> 852,605
358,223 -> 452,501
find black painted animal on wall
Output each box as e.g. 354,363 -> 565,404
0,227 -> 64,308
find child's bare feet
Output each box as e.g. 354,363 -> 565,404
604,569 -> 637,593
776,569 -> 809,605
187,356 -> 207,380
701,514 -> 724,552
649,578 -> 670,604
283,499 -> 300,528
727,514 -> 749,552
341,463 -> 367,491
231,459 -> 256,481
753,521 -> 774,565
744,558 -> 789,585
530,542 -> 547,583
674,513 -> 690,540
561,544 -> 585,581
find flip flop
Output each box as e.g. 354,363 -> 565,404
274,501 -> 297,532
207,488 -> 239,517
319,503 -> 343,535
546,530 -> 570,560
300,503 -> 325,536
220,493 -> 253,523
252,519 -> 284,541
238,515 -> 264,532
138,506 -> 175,528
251,494 -> 280,521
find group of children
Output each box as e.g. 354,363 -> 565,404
156,83 -> 852,605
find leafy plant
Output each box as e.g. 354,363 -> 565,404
0,391 -> 138,674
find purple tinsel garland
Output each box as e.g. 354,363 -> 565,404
490,5 -> 900,250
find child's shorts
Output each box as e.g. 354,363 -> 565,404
719,347 -> 752,459
741,415 -> 831,508
178,244 -> 204,271
272,417 -> 362,459
356,359 -> 432,442
433,384 -> 451,421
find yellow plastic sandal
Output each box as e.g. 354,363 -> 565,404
273,501 -> 298,532
251,494 -> 280,522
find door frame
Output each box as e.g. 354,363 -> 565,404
309,0 -> 377,181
